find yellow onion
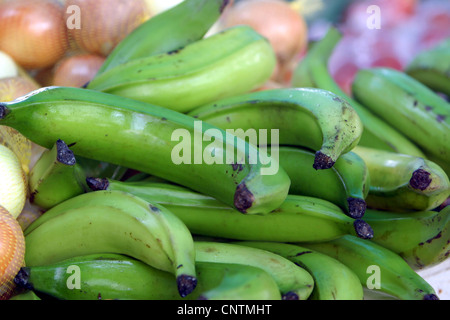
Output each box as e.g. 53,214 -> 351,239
0,76 -> 40,102
66,0 -> 151,56
0,205 -> 25,300
221,0 -> 308,65
0,0 -> 69,70
52,53 -> 106,87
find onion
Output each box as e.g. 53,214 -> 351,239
221,0 -> 308,65
0,76 -> 40,102
0,51 -> 19,80
0,0 -> 69,70
0,205 -> 25,300
66,0 -> 151,56
52,54 -> 105,87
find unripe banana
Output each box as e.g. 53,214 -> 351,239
291,27 -> 425,158
0,144 -> 27,219
24,191 -> 198,298
96,0 -> 230,75
189,87 -> 364,170
28,139 -> 87,210
0,86 -> 290,214
352,67 -> 450,164
85,179 -> 374,242
353,146 -> 449,212
88,25 -> 276,112
236,241 -> 364,300
278,146 -> 369,218
300,235 -> 439,300
365,206 -> 450,270
194,241 -> 314,300
405,38 -> 450,96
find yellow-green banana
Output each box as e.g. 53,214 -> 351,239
188,87 -> 364,170
194,241 -> 314,300
14,254 -> 281,300
0,86 -> 290,214
88,25 -> 276,112
352,146 -> 450,212
96,0 -> 230,75
28,139 -> 87,210
278,146 -> 369,218
85,179 -> 374,242
364,206 -> 450,270
291,27 -> 425,158
236,241 -> 364,300
23,190 -> 197,298
299,235 -> 439,300
405,38 -> 450,96
352,67 -> 450,164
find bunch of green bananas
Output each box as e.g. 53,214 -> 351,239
2,0 -> 448,301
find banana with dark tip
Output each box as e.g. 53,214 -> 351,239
86,179 -> 374,241
405,38 -> 450,96
291,27 -> 426,158
278,146 -> 369,219
188,87 -> 364,170
28,139 -> 87,210
352,146 -> 449,212
352,67 -> 450,164
96,0 -> 230,75
0,86 -> 290,214
299,235 -> 440,300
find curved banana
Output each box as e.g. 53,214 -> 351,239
300,235 -> 439,300
14,254 -> 281,300
194,241 -> 314,300
88,25 -> 276,112
24,191 -> 197,298
352,146 -> 450,212
0,86 -> 290,214
188,87 -> 364,170
0,143 -> 27,219
85,179 -> 374,242
28,139 -> 87,210
364,206 -> 450,270
291,27 -> 426,158
96,0 -> 229,75
236,241 -> 364,300
405,38 -> 450,96
278,146 -> 369,218
352,67 -> 450,164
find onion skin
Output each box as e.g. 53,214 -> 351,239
0,0 -> 69,70
0,205 -> 25,300
52,54 -> 105,87
221,0 -> 308,65
66,0 -> 151,56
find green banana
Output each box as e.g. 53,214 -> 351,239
352,67 -> 450,164
278,146 -> 369,218
0,86 -> 290,214
405,38 -> 450,96
352,146 -> 450,212
23,191 -> 197,298
188,87 -> 364,170
14,254 -> 281,300
236,241 -> 364,300
85,179 -> 374,241
291,27 -> 425,158
300,235 -> 439,300
194,241 -> 314,300
364,206 -> 450,270
8,290 -> 41,300
96,0 -> 229,75
28,139 -> 87,210
88,25 -> 276,112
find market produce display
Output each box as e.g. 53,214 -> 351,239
0,0 -> 448,301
